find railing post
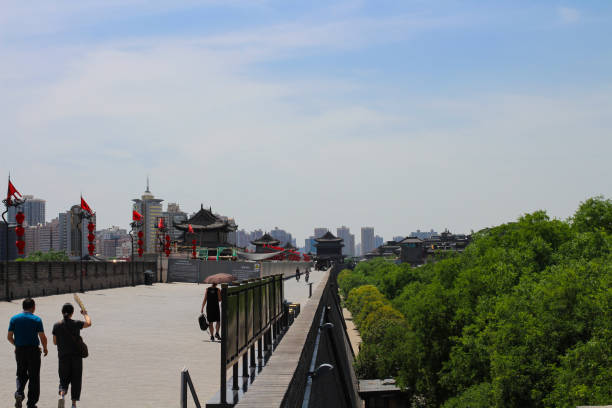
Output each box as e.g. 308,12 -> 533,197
180,368 -> 187,408
232,363 -> 239,390
220,284 -> 228,404
309,282 -> 313,298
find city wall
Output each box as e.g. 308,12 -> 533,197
0,261 -> 156,301
167,259 -> 313,283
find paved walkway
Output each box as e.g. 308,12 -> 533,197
0,268 -> 325,407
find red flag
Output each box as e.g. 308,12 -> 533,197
158,217 -> 165,229
6,180 -> 22,204
188,224 -> 194,234
132,210 -> 143,221
81,196 -> 93,214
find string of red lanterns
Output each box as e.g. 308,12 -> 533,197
192,238 -> 197,259
165,234 -> 171,257
87,221 -> 96,256
15,211 -> 25,255
137,231 -> 144,257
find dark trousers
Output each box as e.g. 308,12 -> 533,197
58,355 -> 83,401
15,346 -> 41,407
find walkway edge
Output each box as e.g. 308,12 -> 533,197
234,270 -> 330,407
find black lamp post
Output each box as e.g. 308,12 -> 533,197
2,194 -> 26,302
129,220 -> 142,287
75,206 -> 93,293
155,217 -> 168,283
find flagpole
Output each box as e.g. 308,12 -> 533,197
4,174 -> 8,301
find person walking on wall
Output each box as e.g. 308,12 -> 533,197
52,303 -> 92,408
7,297 -> 48,408
201,283 -> 221,341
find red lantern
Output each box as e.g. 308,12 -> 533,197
87,233 -> 95,242
138,231 -> 143,238
16,240 -> 25,253
137,248 -> 144,256
165,249 -> 171,257
192,239 -> 196,245
15,212 -> 25,224
15,226 -> 25,237
165,234 -> 171,242
192,251 -> 197,258
137,239 -> 143,246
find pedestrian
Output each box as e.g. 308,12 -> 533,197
295,267 -> 301,281
52,302 -> 92,408
7,297 -> 48,408
305,268 -> 310,282
201,283 -> 221,341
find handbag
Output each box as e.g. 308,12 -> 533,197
198,314 -> 209,331
62,321 -> 88,359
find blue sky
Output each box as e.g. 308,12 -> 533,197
2,0 -> 612,244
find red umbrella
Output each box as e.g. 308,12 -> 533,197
204,273 -> 236,284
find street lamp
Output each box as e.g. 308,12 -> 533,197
2,191 -> 26,302
129,220 -> 143,287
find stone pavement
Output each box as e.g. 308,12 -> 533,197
0,268 -> 325,407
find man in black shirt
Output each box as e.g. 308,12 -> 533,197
52,303 -> 91,408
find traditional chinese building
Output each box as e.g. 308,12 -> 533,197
251,233 -> 280,253
314,231 -> 344,269
174,205 -> 237,249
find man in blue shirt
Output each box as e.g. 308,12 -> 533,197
7,298 -> 48,408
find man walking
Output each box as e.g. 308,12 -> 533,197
7,298 -> 48,408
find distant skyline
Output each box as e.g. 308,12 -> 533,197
2,1 -> 611,245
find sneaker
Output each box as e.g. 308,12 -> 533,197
215,333 -> 221,340
14,394 -> 23,408
210,335 -> 215,341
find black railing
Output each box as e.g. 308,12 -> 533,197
218,274 -> 284,405
180,368 -> 202,408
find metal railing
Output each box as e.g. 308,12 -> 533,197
219,274 -> 285,405
180,368 -> 202,408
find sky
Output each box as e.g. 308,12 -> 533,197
2,0 -> 612,246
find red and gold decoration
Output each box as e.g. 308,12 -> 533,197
165,234 -> 171,257
15,211 -> 25,255
87,221 -> 96,256
137,230 -> 144,257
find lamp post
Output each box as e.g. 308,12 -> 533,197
129,220 -> 142,287
2,194 -> 26,302
75,206 -> 93,293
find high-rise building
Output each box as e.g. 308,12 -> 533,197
304,236 -> 317,254
314,228 -> 328,239
355,243 -> 361,257
8,195 -> 46,226
162,203 -> 188,242
336,226 -> 355,256
361,227 -> 375,255
132,181 -> 163,253
96,226 -> 129,258
0,223 -> 17,261
374,235 -> 383,249
410,229 -> 438,240
270,227 -> 293,247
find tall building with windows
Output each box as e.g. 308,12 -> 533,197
361,227 -> 375,255
8,195 -> 46,226
374,235 -> 384,249
314,227 -> 328,239
336,226 -> 355,256
162,203 -> 188,242
269,227 -> 293,247
132,181 -> 163,254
